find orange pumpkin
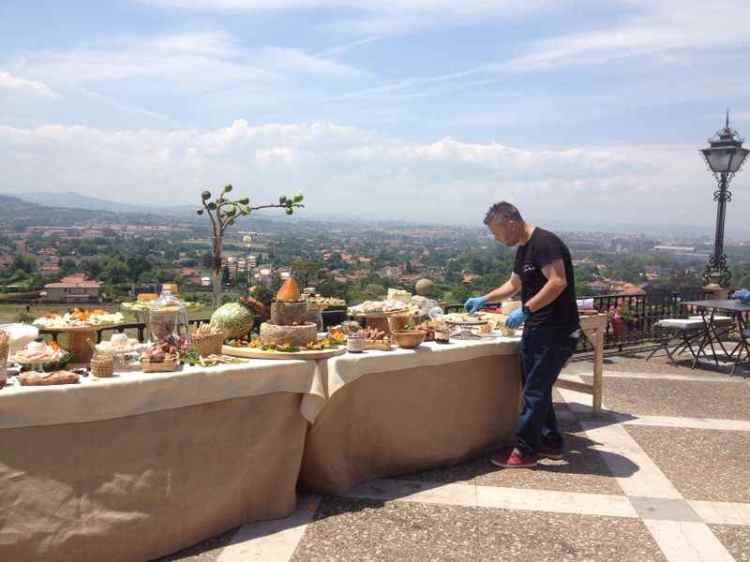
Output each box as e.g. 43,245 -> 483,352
276,277 -> 301,302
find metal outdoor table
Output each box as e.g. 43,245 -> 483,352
683,299 -> 750,373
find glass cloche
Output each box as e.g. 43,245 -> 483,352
148,289 -> 190,344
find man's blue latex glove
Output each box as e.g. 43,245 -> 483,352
732,289 -> 750,303
464,296 -> 487,313
505,307 -> 529,329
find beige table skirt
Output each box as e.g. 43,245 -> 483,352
0,392 -> 307,562
300,354 -> 522,495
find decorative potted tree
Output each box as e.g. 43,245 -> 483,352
197,185 -> 304,308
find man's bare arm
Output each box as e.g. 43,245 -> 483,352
525,259 -> 567,312
483,273 -> 521,303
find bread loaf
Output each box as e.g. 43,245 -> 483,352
18,370 -> 80,386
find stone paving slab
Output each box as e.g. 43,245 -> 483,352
390,400 -> 578,486
580,375 -> 750,419
473,427 -> 624,496
627,425 -> 750,503
711,525 -> 750,562
629,496 -> 702,522
390,413 -> 623,497
291,497 -> 666,562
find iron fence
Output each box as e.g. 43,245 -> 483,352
444,288 -> 711,352
39,290 -> 711,353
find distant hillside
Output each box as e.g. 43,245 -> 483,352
16,192 -> 151,214
0,195 -> 170,228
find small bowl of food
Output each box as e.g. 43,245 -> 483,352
392,330 -> 426,349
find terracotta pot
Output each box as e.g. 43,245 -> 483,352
386,314 -> 410,333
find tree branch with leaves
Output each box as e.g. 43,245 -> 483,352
197,184 -> 304,308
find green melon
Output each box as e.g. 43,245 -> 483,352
210,302 -> 254,339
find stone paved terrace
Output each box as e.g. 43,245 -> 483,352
154,350 -> 750,562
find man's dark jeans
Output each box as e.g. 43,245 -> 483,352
515,324 -> 579,455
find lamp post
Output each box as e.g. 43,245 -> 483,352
701,111 -> 749,288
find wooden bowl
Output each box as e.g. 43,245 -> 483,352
392,330 -> 426,349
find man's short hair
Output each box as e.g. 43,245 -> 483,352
483,202 -> 523,226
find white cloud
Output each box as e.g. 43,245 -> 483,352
136,0 -> 547,14
136,0 -> 556,34
10,31 -> 366,96
325,0 -> 750,102
0,120 -> 729,232
255,47 -> 369,77
503,0 -> 750,71
0,71 -> 59,98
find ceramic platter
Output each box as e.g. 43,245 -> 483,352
222,345 -> 346,361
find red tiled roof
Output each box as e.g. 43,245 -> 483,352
45,273 -> 102,289
45,281 -> 101,289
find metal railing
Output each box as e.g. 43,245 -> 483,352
444,289 -> 711,352
38,291 -> 709,353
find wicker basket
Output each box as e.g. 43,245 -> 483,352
363,339 -> 392,351
141,356 -> 180,373
90,354 -> 114,378
191,332 -> 224,357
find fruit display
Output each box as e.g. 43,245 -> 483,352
143,336 -> 186,361
228,332 -> 344,354
140,336 -> 185,372
33,309 -> 125,329
210,302 -> 254,340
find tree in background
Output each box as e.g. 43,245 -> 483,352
290,258 -> 322,287
59,258 -> 78,277
197,185 -> 304,308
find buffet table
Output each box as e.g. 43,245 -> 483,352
0,360 -> 324,562
0,335 -> 523,560
300,337 -> 522,494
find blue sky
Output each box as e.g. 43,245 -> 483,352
1,0 -> 750,233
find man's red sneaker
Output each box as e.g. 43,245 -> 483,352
490,448 -> 538,468
538,440 -> 564,460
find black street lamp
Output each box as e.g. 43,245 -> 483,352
701,111 -> 749,287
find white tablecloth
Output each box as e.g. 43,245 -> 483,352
0,359 -> 325,429
325,336 -> 520,395
300,337 -> 523,494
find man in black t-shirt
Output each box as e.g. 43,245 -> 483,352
464,201 -> 580,469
